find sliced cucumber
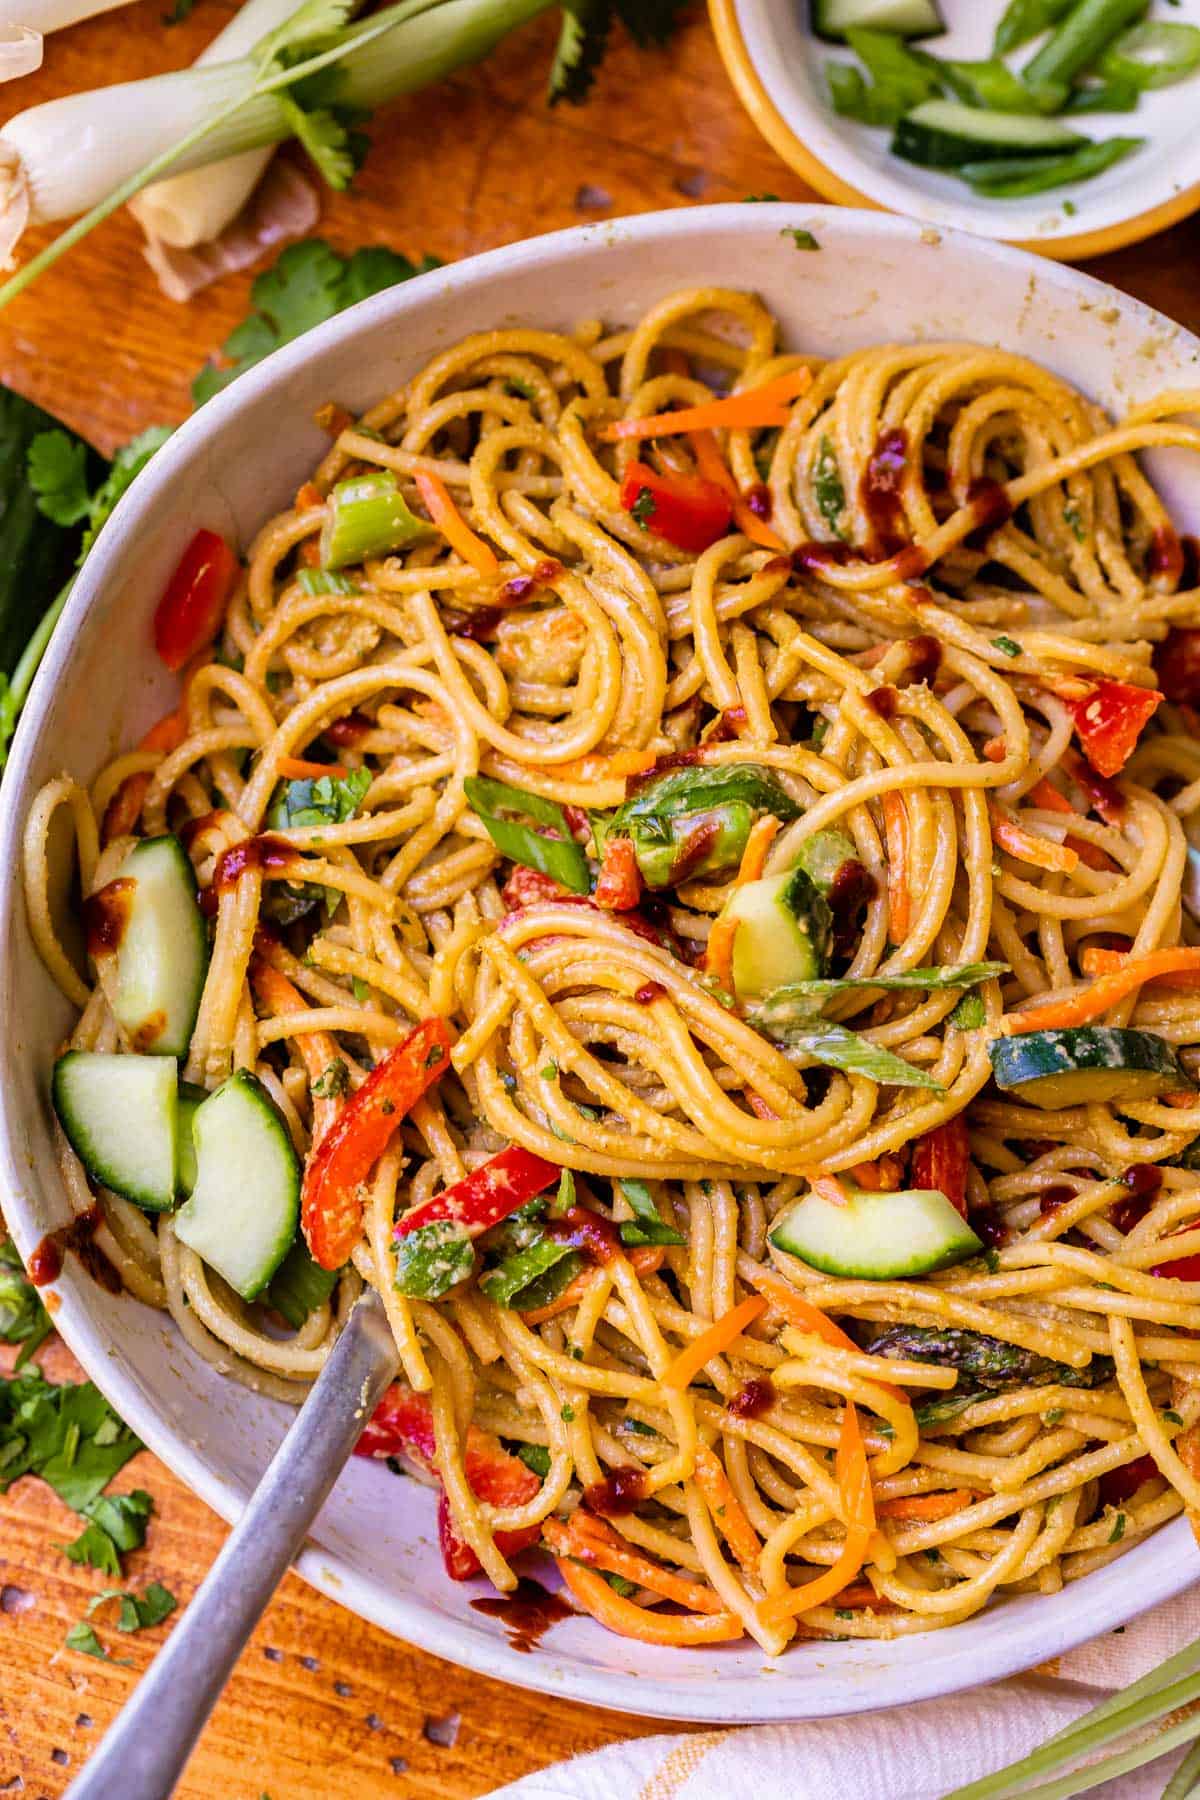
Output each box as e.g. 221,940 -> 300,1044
175,1081 -> 207,1197
87,836 -> 208,1059
770,1184 -> 982,1278
893,99 -> 1086,168
173,1070 -> 300,1301
721,865 -> 832,1003
52,1051 -> 179,1212
813,0 -> 945,42
989,1027 -> 1188,1110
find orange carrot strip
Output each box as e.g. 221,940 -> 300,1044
551,1513 -> 726,1614
553,749 -> 657,783
1004,948 -> 1200,1035
555,1557 -> 744,1644
811,1174 -> 851,1207
249,959 -> 342,1136
694,1446 -> 761,1575
759,1401 -> 875,1624
1079,946 -> 1200,990
414,470 -> 499,579
277,756 -> 350,781
748,1270 -> 907,1405
735,814 -> 781,886
689,428 -> 785,552
704,914 -> 739,997
295,481 -> 324,511
102,705 -> 191,843
829,1582 -> 896,1610
659,1296 -> 767,1391
745,1090 -> 778,1121
989,802 -> 1079,874
518,1246 -> 664,1327
881,792 -> 911,941
599,368 -> 813,443
848,1156 -> 904,1192
877,1488 -> 977,1523
1027,781 -> 1112,870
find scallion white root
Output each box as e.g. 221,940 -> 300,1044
129,0 -> 316,253
0,24 -> 40,81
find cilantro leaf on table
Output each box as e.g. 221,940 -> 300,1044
0,1364 -> 142,1509
61,1488 -> 153,1575
77,427 -> 173,564
65,1621 -> 131,1663
549,0 -> 691,103
192,241 -> 441,405
26,430 -> 92,527
88,1579 -> 177,1631
0,1238 -> 53,1367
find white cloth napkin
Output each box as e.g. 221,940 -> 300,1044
492,1585 -> 1200,1800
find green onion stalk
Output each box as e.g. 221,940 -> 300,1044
0,0 -> 555,308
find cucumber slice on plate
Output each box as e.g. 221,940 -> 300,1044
173,1070 -> 300,1301
86,835 -> 208,1059
813,0 -> 945,42
174,1080 -> 207,1197
52,1050 -> 179,1212
720,865 -> 832,1003
893,100 -> 1086,168
989,1026 -> 1188,1109
770,1184 -> 983,1278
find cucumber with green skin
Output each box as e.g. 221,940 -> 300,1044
723,866 -> 831,1002
769,1185 -> 982,1278
52,1051 -> 179,1212
893,99 -> 1086,168
989,1026 -> 1188,1109
174,1081 -> 207,1196
90,836 -> 209,1061
173,1070 -> 300,1301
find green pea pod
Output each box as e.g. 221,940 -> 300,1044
465,773 -> 591,894
626,802 -> 755,889
320,470 -> 428,569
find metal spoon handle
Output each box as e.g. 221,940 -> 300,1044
66,1288 -> 398,1800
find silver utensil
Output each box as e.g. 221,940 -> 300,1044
65,1287 -> 398,1800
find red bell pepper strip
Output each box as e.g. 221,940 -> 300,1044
501,865 -> 573,909
355,1383 -> 540,1580
619,461 -> 732,554
1154,627 -> 1200,705
153,528 -> 239,672
1069,680 -> 1162,780
394,1144 -> 560,1241
1098,1453 -> 1159,1508
593,836 -> 643,911
910,1115 -> 970,1219
1152,1252 -> 1200,1282
303,1017 -> 454,1269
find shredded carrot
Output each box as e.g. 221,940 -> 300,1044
704,914 -> 740,998
248,956 -> 344,1123
295,481 -> 324,511
748,1270 -> 907,1405
519,1246 -> 664,1326
689,428 -> 785,552
877,1488 -> 977,1523
694,1445 -> 761,1575
414,469 -> 499,579
828,1582 -> 895,1610
881,791 -> 911,941
1027,778 -> 1112,871
555,1556 -> 744,1644
811,1173 -> 851,1207
759,1401 -> 876,1625
659,1296 -> 766,1391
550,1511 -> 726,1613
1004,947 -> 1200,1035
102,705 -> 190,843
988,801 -> 1080,874
1079,946 -> 1200,990
745,1090 -> 778,1121
277,756 -> 350,781
599,367 -> 813,443
553,748 -> 657,783
983,736 -> 1007,764
299,538 -> 322,567
735,814 -> 781,886
849,1156 -> 904,1192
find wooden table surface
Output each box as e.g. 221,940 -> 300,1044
3,6 -> 1200,1796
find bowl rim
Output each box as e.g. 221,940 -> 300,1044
4,200 -> 1200,1724
709,0 -> 1200,264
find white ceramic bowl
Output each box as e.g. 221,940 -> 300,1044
3,205 -> 1200,1724
712,0 -> 1200,261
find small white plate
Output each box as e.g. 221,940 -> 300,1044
713,0 -> 1200,260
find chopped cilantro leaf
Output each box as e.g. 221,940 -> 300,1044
949,992 -> 986,1031
515,1442 -> 551,1478
311,1059 -> 350,1099
65,1621 -> 130,1663
782,228 -> 819,250
0,1237 -> 53,1367
27,430 -> 91,527
991,636 -> 1022,658
630,485 -> 656,529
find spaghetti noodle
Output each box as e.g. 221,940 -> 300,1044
23,286 -> 1200,1652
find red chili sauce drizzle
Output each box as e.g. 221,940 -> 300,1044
626,747 -> 705,791
1149,524 -> 1184,583
30,1204 -> 120,1294
326,711 -> 373,747
827,858 -> 876,958
212,835 -> 301,893
83,878 -> 135,960
180,811 -> 230,851
1069,756 -> 1125,824
583,1465 -> 650,1518
705,706 -> 747,744
635,981 -> 668,1005
669,816 -> 721,884
443,605 -> 503,642
861,428 -> 909,558
905,634 -> 942,686
1110,1162 -> 1164,1235
968,1204 -> 1009,1250
1038,1185 -> 1077,1218
866,685 -> 898,720
545,1208 -> 621,1267
533,558 -> 564,586
964,478 -> 1013,552
745,483 -> 772,521
1182,535 -> 1200,589
470,1578 -> 575,1652
792,540 -> 858,574
727,1376 -> 775,1420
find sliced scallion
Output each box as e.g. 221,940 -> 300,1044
1100,20 -> 1200,91
962,135 -> 1142,197
465,774 -> 590,893
320,470 -> 426,569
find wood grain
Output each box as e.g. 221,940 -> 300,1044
1,4 -> 1199,1794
